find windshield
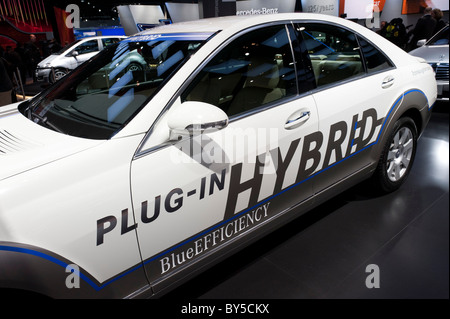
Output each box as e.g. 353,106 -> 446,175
19,32 -> 214,139
54,39 -> 82,55
428,26 -> 449,45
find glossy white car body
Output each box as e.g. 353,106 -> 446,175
0,13 -> 436,298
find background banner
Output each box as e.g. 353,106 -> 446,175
236,0 -> 296,15
301,0 -> 339,16
53,6 -> 74,46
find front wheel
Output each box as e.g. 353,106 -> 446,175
126,62 -> 143,72
372,117 -> 418,193
50,68 -> 68,83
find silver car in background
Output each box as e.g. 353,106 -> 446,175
35,36 -> 125,83
409,24 -> 449,101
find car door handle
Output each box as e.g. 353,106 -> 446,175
381,76 -> 395,89
285,111 -> 311,130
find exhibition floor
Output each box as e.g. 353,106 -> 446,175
164,101 -> 449,299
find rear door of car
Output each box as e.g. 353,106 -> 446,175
129,23 -> 319,292
295,22 -> 397,194
100,37 -> 123,51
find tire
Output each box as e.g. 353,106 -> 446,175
126,62 -> 143,72
50,68 -> 68,83
372,117 -> 418,193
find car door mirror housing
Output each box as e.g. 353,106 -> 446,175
167,101 -> 229,140
416,39 -> 427,47
70,50 -> 79,57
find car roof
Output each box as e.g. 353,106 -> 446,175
125,12 -> 413,68
136,13 -> 348,35
79,35 -> 126,40
142,15 -> 253,34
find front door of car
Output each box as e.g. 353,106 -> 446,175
67,39 -> 101,69
295,23 -> 397,193
129,24 -> 319,292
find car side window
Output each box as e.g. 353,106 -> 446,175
76,40 -> 100,55
357,35 -> 393,73
298,23 -> 364,87
102,38 -> 122,48
182,25 -> 297,117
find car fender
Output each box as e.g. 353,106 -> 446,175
0,241 -> 152,298
0,135 -> 151,298
369,88 -> 432,168
0,242 -> 103,298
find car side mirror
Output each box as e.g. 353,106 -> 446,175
69,50 -> 79,57
167,101 -> 228,141
416,39 -> 427,47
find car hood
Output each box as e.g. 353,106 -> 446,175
37,54 -> 60,67
0,104 -> 103,181
409,45 -> 449,63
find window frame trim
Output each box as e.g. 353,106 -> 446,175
293,20 -> 396,94
75,39 -> 100,55
134,21 -> 306,159
354,33 -> 396,75
134,20 -> 398,159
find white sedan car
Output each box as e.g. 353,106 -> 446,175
0,13 -> 437,298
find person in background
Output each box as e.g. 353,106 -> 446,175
432,8 -> 447,35
48,38 -> 63,54
24,34 -> 41,82
407,7 -> 437,50
14,43 -> 28,84
0,57 -> 13,107
4,46 -> 23,81
379,18 -> 408,49
377,21 -> 388,34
